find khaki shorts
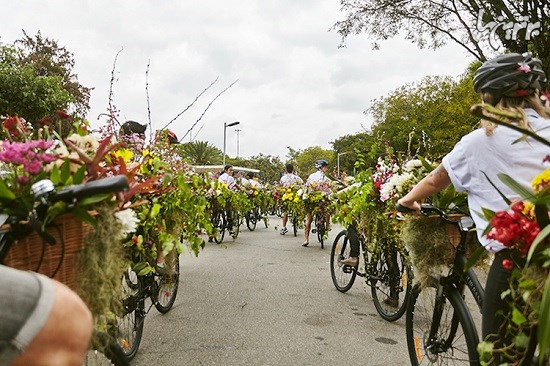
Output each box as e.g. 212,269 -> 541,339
0,265 -> 55,365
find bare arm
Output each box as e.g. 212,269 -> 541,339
397,164 -> 452,211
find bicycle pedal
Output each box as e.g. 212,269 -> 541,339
343,265 -> 354,274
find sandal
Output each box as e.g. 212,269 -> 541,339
302,241 -> 309,247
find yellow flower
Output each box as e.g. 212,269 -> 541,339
532,169 -> 550,192
522,201 -> 536,219
114,148 -> 134,163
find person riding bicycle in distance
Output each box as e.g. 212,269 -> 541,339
279,163 -> 303,235
218,164 -> 238,235
396,52 -> 550,361
303,159 -> 331,246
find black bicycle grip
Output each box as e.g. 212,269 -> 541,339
52,175 -> 129,203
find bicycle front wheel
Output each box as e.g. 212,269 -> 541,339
406,282 -> 480,365
370,247 -> 412,322
330,230 -> 357,292
212,210 -> 226,244
292,215 -> 298,237
154,250 -> 180,314
85,332 -> 129,366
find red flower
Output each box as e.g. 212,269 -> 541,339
502,259 -> 514,270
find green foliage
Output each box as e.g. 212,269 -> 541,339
332,0 -> 550,76
178,140 -> 222,165
0,46 -> 72,121
331,132 -> 375,176
368,74 -> 479,158
292,146 -> 334,178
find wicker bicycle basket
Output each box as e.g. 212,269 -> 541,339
3,214 -> 92,291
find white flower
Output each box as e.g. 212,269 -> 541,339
115,209 -> 140,237
404,159 -> 423,172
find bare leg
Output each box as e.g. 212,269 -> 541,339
10,281 -> 93,366
281,213 -> 288,228
303,213 -> 312,245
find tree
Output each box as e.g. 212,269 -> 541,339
331,132 -> 375,176
292,146 -> 334,179
179,140 -> 222,165
367,72 -> 480,159
333,0 -> 550,74
16,31 -> 92,117
0,45 -> 72,122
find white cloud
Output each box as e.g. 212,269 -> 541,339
2,0 -> 474,160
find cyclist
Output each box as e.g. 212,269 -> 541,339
303,159 -> 331,246
218,164 -> 238,235
279,163 -> 303,235
0,265 -> 93,365
396,52 -> 550,360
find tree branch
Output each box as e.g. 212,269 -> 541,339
179,79 -> 238,142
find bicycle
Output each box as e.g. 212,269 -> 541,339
0,176 -> 130,366
330,225 -> 413,321
397,203 -> 485,365
245,207 -> 263,231
117,247 -> 180,361
211,207 -> 240,243
311,209 -> 330,249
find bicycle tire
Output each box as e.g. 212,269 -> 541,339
330,230 -> 357,292
370,246 -> 412,322
85,333 -> 129,366
212,210 -> 226,244
232,215 -> 241,239
316,214 -> 325,249
292,215 -> 298,237
118,268 -> 144,361
406,282 -> 480,365
154,250 -> 180,313
246,211 -> 257,231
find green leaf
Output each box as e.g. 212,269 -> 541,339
482,172 -> 511,205
497,173 -> 538,202
49,164 -> 61,185
527,223 -> 550,264
464,245 -> 487,271
0,180 -> 15,200
71,208 -> 97,226
72,166 -> 86,184
78,193 -> 111,207
60,160 -> 71,183
511,305 -> 527,325
537,275 -> 550,363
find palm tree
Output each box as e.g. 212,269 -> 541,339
179,141 -> 222,165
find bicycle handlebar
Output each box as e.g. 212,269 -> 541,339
51,175 -> 129,203
396,203 -> 453,219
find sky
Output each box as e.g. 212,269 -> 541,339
3,0 -> 475,160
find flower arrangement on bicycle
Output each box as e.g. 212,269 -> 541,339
476,167 -> 550,365
278,184 -> 305,224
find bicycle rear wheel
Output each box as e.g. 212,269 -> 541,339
118,268 -> 145,361
315,214 -> 325,249
406,282 -> 480,365
154,250 -> 180,313
246,210 -> 257,231
330,230 -> 357,292
292,215 -> 298,237
370,246 -> 412,322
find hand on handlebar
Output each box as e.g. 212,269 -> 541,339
396,199 -> 421,214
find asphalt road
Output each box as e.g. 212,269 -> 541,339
132,216 -> 411,366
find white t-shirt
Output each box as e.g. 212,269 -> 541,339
306,170 -> 329,185
442,109 -> 550,252
280,173 -> 303,187
218,172 -> 237,190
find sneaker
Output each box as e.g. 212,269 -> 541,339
341,257 -> 359,267
302,241 -> 309,247
280,227 -> 288,235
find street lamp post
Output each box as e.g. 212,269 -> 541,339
337,151 -> 350,178
235,129 -> 241,158
223,121 -> 240,166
